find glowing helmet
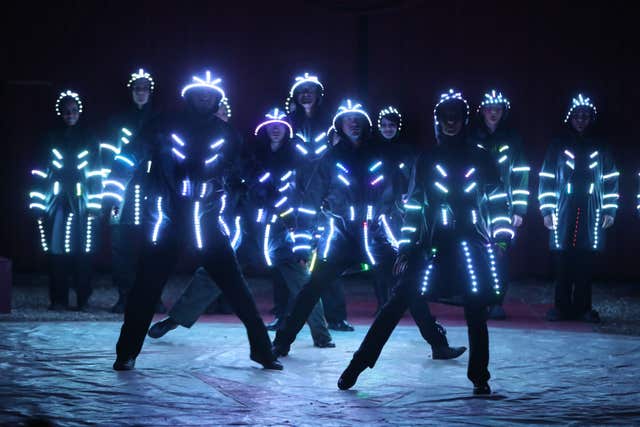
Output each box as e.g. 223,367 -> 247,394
478,90 -> 510,112
377,106 -> 403,134
332,99 -> 372,131
564,93 -> 597,123
127,68 -> 155,91
254,107 -> 293,138
55,90 -> 83,116
285,72 -> 325,114
181,70 -> 227,100
433,89 -> 470,127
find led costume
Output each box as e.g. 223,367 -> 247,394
100,68 -> 161,313
539,94 -> 618,322
28,90 -> 102,310
338,90 -> 511,395
113,71 -> 281,371
468,90 -> 530,318
272,100 -> 463,359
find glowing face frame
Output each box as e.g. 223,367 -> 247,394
55,90 -> 83,116
127,68 -> 155,91
181,70 -> 227,100
433,89 -> 469,126
331,99 -> 373,131
478,89 -> 511,112
564,93 -> 597,123
377,106 -> 403,134
254,107 -> 293,138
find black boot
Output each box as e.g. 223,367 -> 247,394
338,360 -> 366,390
113,357 -> 136,371
432,345 -> 467,360
271,340 -> 290,358
473,382 -> 491,395
313,339 -> 336,348
328,320 -> 354,331
250,353 -> 283,370
148,317 -> 179,338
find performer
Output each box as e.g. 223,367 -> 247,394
113,71 -> 282,371
468,91 -> 530,319
338,90 -> 512,395
272,99 -> 466,361
100,68 -> 164,313
540,94 -> 618,323
28,90 -> 102,311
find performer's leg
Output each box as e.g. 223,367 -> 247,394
574,250 -> 598,321
169,267 -> 223,328
201,238 -> 281,369
464,304 -> 491,394
114,239 -> 177,367
48,254 -> 69,309
549,250 -> 573,319
276,260 -> 333,346
73,253 -> 92,310
322,278 -> 350,329
110,225 -> 138,312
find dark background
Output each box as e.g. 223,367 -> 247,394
2,1 -> 638,280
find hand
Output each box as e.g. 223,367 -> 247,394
543,215 -> 554,230
393,254 -> 409,277
602,215 -> 614,229
512,214 -> 523,228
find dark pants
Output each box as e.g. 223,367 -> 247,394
110,224 -> 140,301
351,269 -> 490,384
274,254 -> 448,350
48,253 -> 92,307
321,278 -> 348,324
115,231 -> 275,364
271,269 -> 290,318
553,249 -> 595,317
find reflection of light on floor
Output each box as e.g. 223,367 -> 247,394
1,322 -> 639,425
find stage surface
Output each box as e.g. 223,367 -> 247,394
1,321 -> 639,426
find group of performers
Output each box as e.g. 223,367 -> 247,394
27,68 -> 621,394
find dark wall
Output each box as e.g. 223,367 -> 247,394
2,1 -> 638,280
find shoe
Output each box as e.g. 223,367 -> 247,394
250,354 -> 283,370
271,340 -> 290,358
473,382 -> 491,395
338,361 -> 366,390
432,345 -> 467,360
580,309 -> 601,323
110,297 -> 126,314
154,301 -> 167,314
113,357 -> 136,371
545,307 -> 568,321
487,305 -> 507,320
148,318 -> 178,338
328,320 -> 354,331
265,317 -> 283,331
313,340 -> 336,348
48,302 -> 67,311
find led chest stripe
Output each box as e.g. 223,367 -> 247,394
435,164 -> 447,177
315,145 -> 327,155
337,174 -> 350,186
280,170 -> 293,181
296,144 -> 308,155
441,208 -> 448,225
370,175 -> 384,186
53,181 -> 60,195
85,216 -> 94,253
231,216 -> 242,249
31,170 -> 47,178
103,180 -> 125,191
603,171 -> 619,180
363,222 -> 376,265
205,154 -> 219,165
292,245 -> 312,252
465,168 -> 476,178
298,207 -> 316,215
593,208 -> 601,249
421,263 -> 434,295
259,172 -> 271,183
369,161 -> 382,172
152,197 -> 164,243
37,218 -> 49,252
29,192 -> 46,200
539,172 -> 555,179
210,138 -> 225,150
218,216 -> 231,236
52,148 -> 63,160
29,203 -> 46,210
115,155 -> 135,167
172,148 -> 186,160
134,185 -> 141,225
350,206 -> 355,221
464,182 -> 477,193
263,224 -> 273,266
322,217 -> 335,259
461,241 -> 477,293
487,245 -> 500,293
194,202 -> 203,249
64,213 -> 74,253
366,205 -> 373,221
256,208 -> 264,223
435,182 -> 448,193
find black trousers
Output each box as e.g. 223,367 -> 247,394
351,264 -> 490,384
321,278 -> 348,323
48,253 -> 92,307
274,249 -> 449,350
553,249 -> 595,317
115,230 -> 275,364
110,224 -> 140,300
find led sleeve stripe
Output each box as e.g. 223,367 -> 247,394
171,148 -> 186,159
465,168 -> 476,178
231,216 -> 241,249
256,209 -> 264,222
205,154 -> 219,164
322,218 -> 335,259
263,224 -> 273,266
292,245 -> 312,252
152,197 -> 164,243
493,228 -> 515,239
297,207 -> 317,215
274,196 -> 288,208
398,239 -> 411,245
369,161 -> 382,172
491,216 -> 512,224
77,161 -> 88,170
363,222 -> 376,265
464,182 -> 477,193
435,164 -> 447,177
539,172 -> 555,178
103,180 -> 125,191
401,226 -> 417,232
564,149 -> 575,159
538,192 -> 558,200
350,206 -> 355,220
259,172 -> 271,182
380,214 -> 399,248
489,193 -> 507,200
86,170 -> 104,178
218,216 -> 231,236
314,145 -> 327,155
279,182 -> 291,192
210,138 -> 225,149
29,192 -> 46,200
52,160 -> 63,169
31,170 -> 48,178
370,175 -> 384,185
296,144 -> 308,155
77,150 -> 89,159
498,155 -> 508,163
603,171 -> 620,180
512,166 -> 530,172
280,170 -> 293,181
565,160 -> 575,169
434,182 -> 448,193
193,202 -> 203,249
171,134 -> 185,146
337,174 -> 350,186
512,201 -> 528,206
122,128 -> 132,136
404,204 -> 421,210
603,193 -> 619,199
292,233 -> 314,240
512,190 -> 530,195
602,204 -> 619,209
115,155 -> 135,167
29,203 -> 47,210
52,149 -> 63,160
101,192 -> 123,201
539,203 -> 557,210
121,137 -> 130,145
499,145 -> 510,152
315,132 -> 327,142
590,151 -> 599,158
336,163 -> 349,173
87,202 -> 102,209
279,207 -> 294,217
